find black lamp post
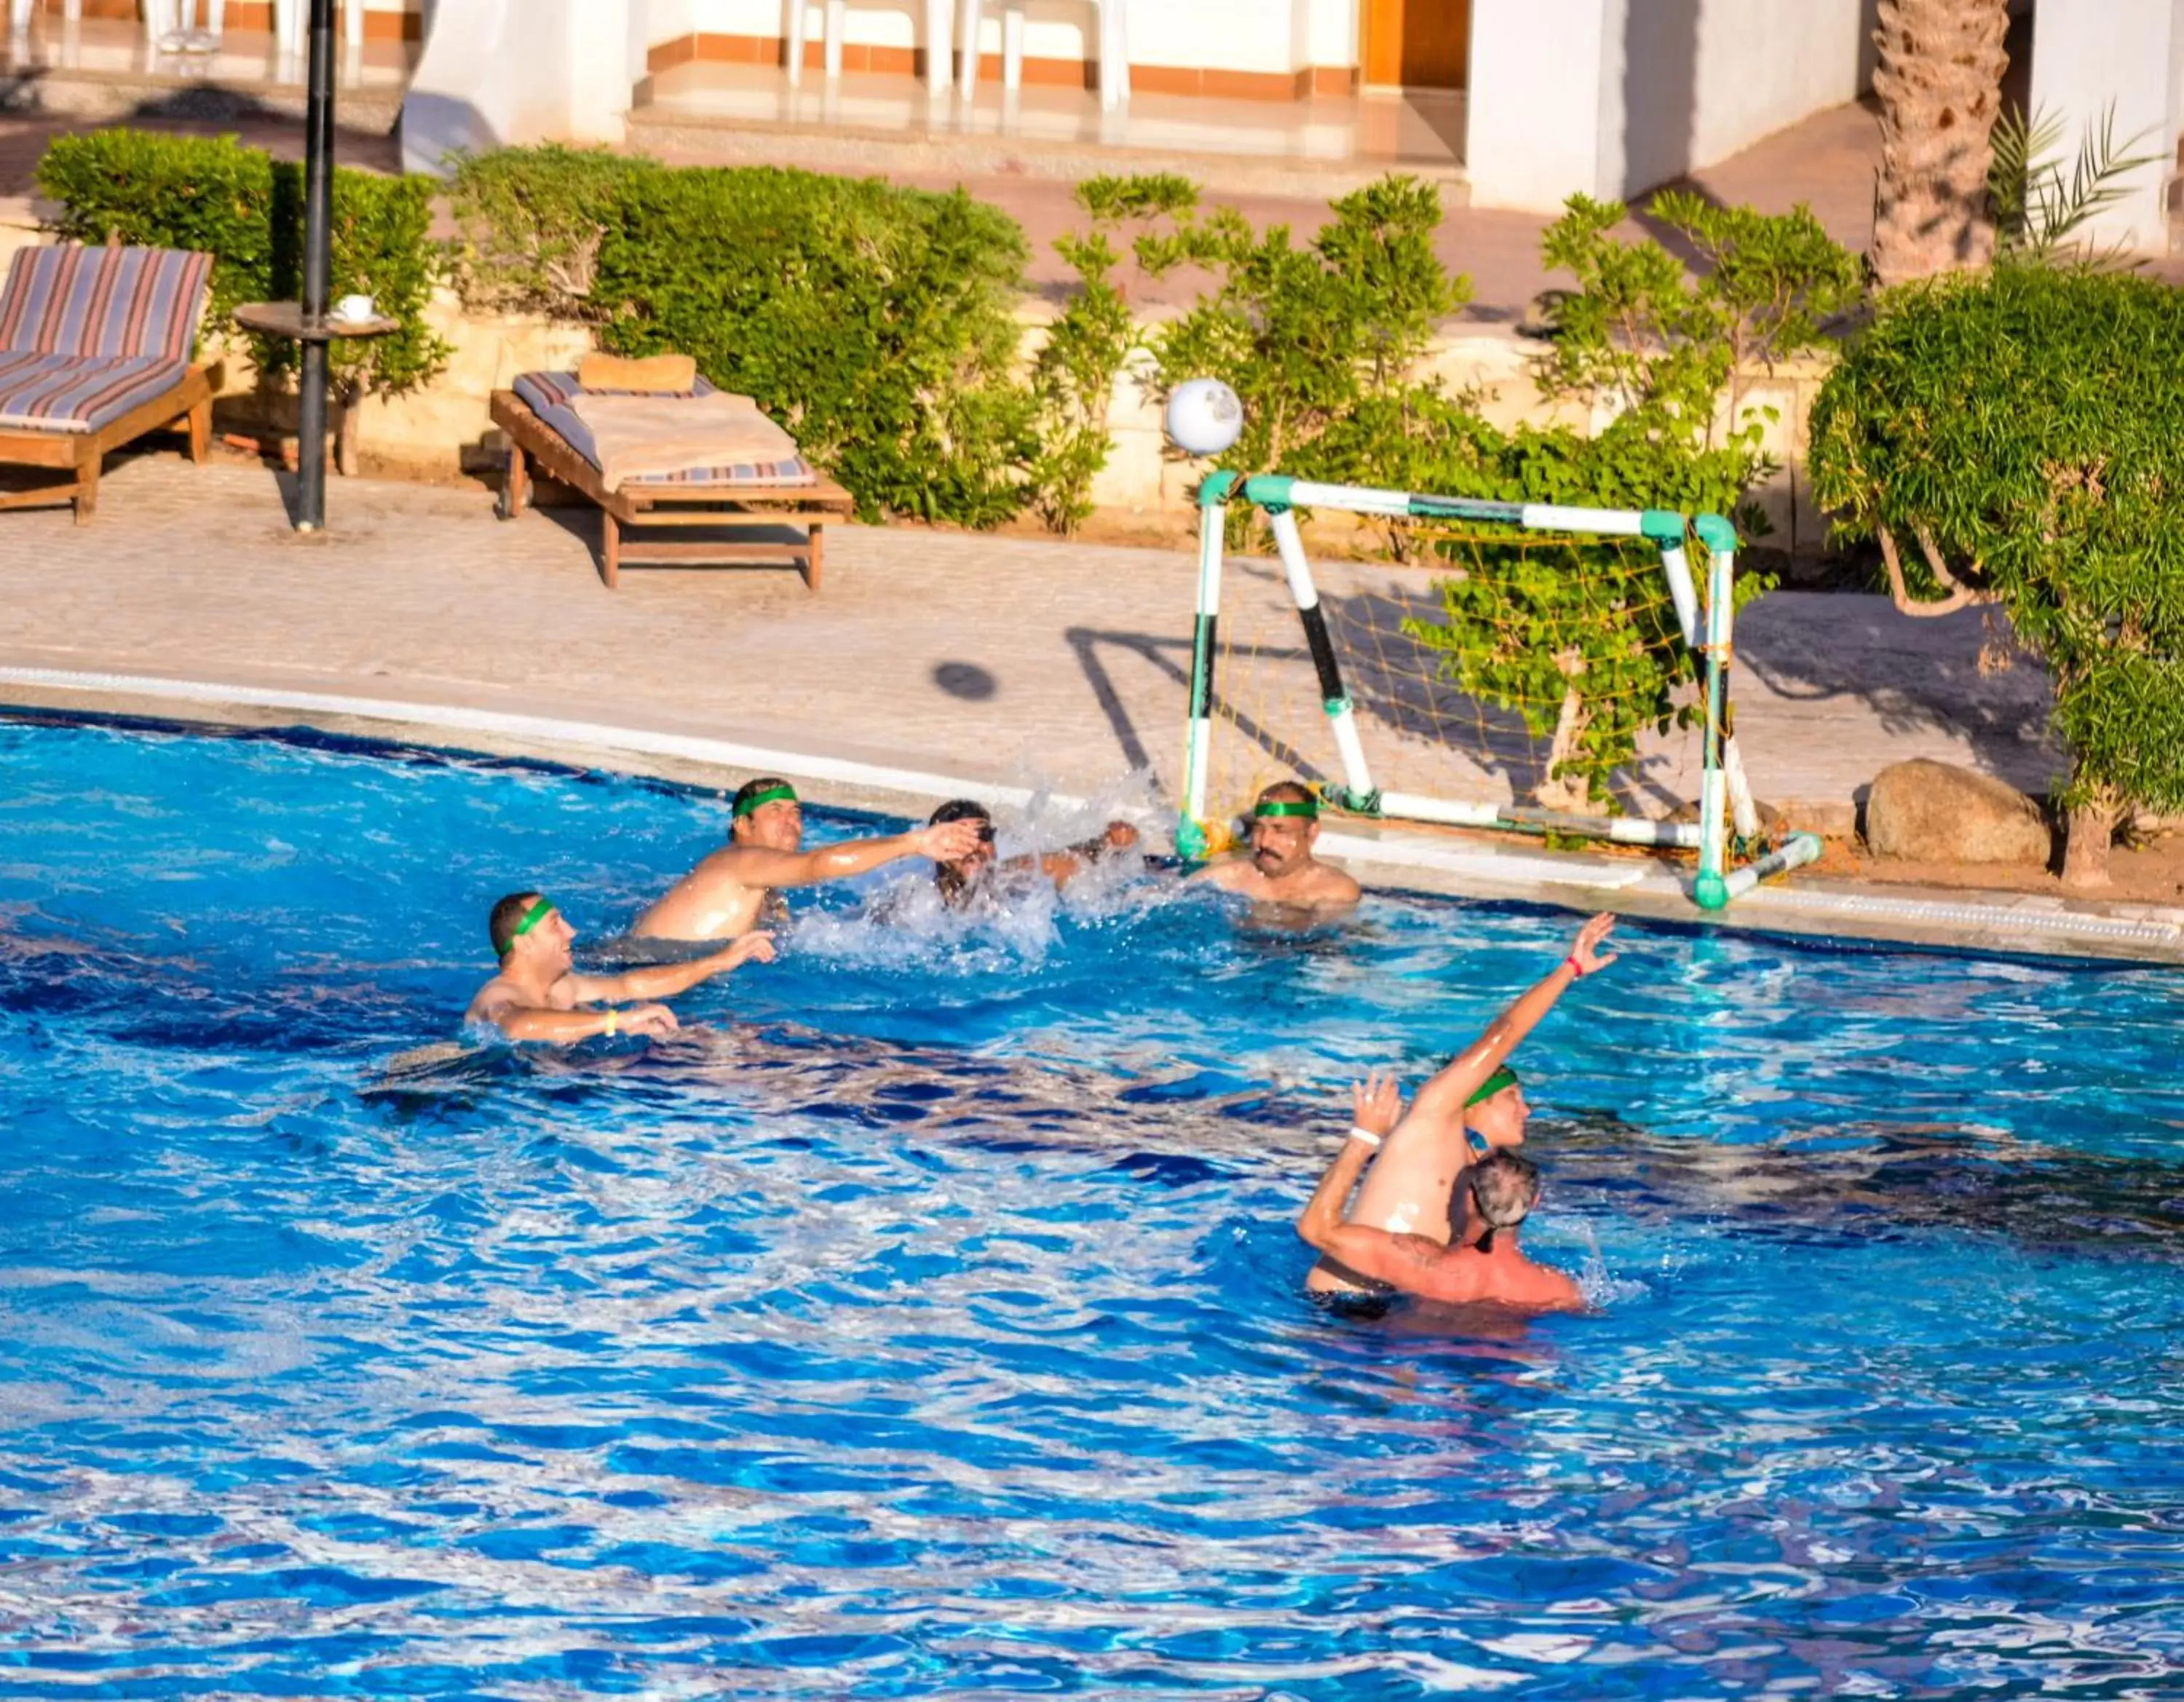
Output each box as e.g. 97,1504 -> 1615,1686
294,0 -> 336,532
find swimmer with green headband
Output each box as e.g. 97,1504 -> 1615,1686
1187,780 -> 1361,913
630,775 -> 997,942
464,887 -> 778,1042
1301,911 -> 1620,1301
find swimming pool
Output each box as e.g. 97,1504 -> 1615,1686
2,715 -> 2180,1698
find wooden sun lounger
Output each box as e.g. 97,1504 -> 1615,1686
0,244 -> 216,524
489,389 -> 855,590
0,366 -> 213,523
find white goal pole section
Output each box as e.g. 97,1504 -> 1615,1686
1692,515 -> 1739,909
1721,831 -> 1824,899
1177,473 -> 1235,858
1377,791 -> 1706,848
1266,506 -> 1377,809
1725,733 -> 1762,841
1658,542 -> 1701,649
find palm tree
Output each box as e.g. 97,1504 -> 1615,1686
1867,0 -> 2012,286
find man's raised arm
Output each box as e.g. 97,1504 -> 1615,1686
1409,913 -> 1619,1125
566,933 -> 777,1004
1296,1074 -> 1406,1261
728,820 -> 986,890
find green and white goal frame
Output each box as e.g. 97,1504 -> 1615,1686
1179,472 -> 1821,909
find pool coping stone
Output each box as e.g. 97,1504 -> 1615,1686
5,665 -> 2180,967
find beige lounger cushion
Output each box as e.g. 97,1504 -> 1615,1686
577,352 -> 698,394
571,390 -> 802,493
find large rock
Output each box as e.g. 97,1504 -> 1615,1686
1864,759 -> 2052,864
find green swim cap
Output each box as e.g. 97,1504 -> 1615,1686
734,783 -> 798,819
498,894 -> 555,957
1465,1064 -> 1519,1109
1254,796 -> 1318,820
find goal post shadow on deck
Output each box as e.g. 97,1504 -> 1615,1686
1178,472 -> 1823,911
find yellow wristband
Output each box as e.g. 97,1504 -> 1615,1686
603,1008 -> 619,1037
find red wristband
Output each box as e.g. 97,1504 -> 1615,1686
1564,955 -> 1588,979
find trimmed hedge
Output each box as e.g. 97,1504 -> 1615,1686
594,165 -> 1034,526
448,149 -> 1037,526
1810,263 -> 2184,876
36,129 -> 448,400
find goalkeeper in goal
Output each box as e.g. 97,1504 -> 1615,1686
1188,782 -> 1361,915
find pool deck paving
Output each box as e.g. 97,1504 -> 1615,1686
3,456 -> 2180,964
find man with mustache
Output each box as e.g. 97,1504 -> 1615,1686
1190,781 -> 1361,913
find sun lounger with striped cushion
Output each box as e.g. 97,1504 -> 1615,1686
0,244 -> 215,523
490,368 -> 854,590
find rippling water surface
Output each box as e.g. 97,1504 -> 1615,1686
1,718 -> 2180,1698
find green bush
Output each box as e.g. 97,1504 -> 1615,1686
36,128 -> 448,403
589,163 -> 1037,526
1133,178 -> 1834,808
1031,173 -> 1198,535
443,144 -> 660,317
1370,191 -> 1855,808
1810,264 -> 2184,883
1139,173 -> 1467,526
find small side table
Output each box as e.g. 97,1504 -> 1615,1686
232,301 -> 400,477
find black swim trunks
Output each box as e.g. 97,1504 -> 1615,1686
1308,1287 -> 1396,1321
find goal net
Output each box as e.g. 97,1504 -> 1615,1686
1177,474 -> 1815,910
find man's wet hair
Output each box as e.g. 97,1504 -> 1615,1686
488,890 -> 543,959
732,777 -> 795,823
1468,1149 -> 1543,1254
929,798 -> 992,827
1256,779 -> 1313,809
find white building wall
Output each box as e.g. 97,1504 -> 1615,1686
2028,0 -> 2184,255
403,0 -> 636,173
681,0 -> 1329,76
1473,0 -> 1867,213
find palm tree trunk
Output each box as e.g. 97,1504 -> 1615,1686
1868,0 -> 2012,287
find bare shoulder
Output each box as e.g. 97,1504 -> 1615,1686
1307,860 -> 1362,904
464,974 -> 518,1027
1522,1262 -> 1588,1313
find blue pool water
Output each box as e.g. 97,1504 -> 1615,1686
1,716 -> 2180,1698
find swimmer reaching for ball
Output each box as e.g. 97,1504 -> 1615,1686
466,891 -> 775,1041
1302,911 -> 1618,1302
924,798 -> 1141,909
633,778 -> 988,942
1298,1073 -> 1584,1312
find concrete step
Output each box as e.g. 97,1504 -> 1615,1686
623,100 -> 1469,205
0,50 -> 403,135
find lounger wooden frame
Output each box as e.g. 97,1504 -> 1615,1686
0,365 -> 214,523
490,389 -> 855,590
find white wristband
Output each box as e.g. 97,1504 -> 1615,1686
1345,1125 -> 1382,1150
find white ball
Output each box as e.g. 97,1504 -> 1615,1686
1164,378 -> 1244,458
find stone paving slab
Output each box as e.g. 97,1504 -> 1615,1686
0,456 -> 2060,813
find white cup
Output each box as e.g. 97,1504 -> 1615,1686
332,293 -> 375,323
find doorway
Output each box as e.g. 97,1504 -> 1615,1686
1362,0 -> 1469,90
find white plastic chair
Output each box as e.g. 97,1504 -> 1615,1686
957,0 -> 1127,108
145,0 -> 221,52
7,0 -> 68,41
274,0 -> 368,58
787,0 -> 954,94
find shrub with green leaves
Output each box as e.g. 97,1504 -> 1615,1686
1809,264 -> 2184,884
36,129 -> 448,403
443,144 -> 661,317
1030,173 -> 1196,535
1372,191 -> 1857,808
1139,173 -> 1466,518
590,164 -> 1037,526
